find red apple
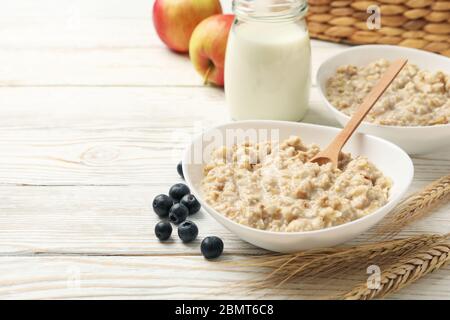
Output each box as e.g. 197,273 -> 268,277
152,0 -> 222,53
189,14 -> 234,87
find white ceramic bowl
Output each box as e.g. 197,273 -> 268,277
183,120 -> 413,253
316,45 -> 450,155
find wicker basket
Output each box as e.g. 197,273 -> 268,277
306,0 -> 450,57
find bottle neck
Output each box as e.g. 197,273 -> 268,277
233,0 -> 308,23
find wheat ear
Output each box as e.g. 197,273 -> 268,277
373,174 -> 450,238
342,236 -> 450,300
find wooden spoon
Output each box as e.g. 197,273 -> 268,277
310,58 -> 408,167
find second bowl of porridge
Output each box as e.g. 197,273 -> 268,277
317,45 -> 450,155
183,121 -> 413,252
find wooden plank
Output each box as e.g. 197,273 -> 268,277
0,0 -> 158,19
0,40 -> 344,87
0,185 -> 263,255
0,184 -> 447,256
0,87 -> 447,186
0,256 -> 447,299
0,46 -> 202,87
0,0 -> 347,86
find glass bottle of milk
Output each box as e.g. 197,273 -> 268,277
225,0 -> 311,121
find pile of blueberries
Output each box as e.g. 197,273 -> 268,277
152,162 -> 224,259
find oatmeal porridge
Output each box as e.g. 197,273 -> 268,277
326,59 -> 450,126
201,136 -> 392,232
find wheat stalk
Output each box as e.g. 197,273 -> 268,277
238,234 -> 448,289
226,175 -> 450,298
373,174 -> 450,238
342,239 -> 450,300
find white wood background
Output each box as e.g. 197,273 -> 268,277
0,0 -> 448,299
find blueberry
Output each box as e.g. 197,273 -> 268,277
169,203 -> 189,224
152,194 -> 173,218
180,194 -> 201,215
177,161 -> 184,179
178,220 -> 199,243
154,221 -> 172,241
201,236 -> 224,259
169,183 -> 190,202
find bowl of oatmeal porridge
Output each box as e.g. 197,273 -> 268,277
183,121 -> 413,252
316,45 -> 450,155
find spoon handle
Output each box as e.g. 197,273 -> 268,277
329,58 -> 408,154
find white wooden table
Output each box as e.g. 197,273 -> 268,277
0,0 -> 448,299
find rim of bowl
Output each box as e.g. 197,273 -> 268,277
182,120 -> 414,237
316,44 -> 450,130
